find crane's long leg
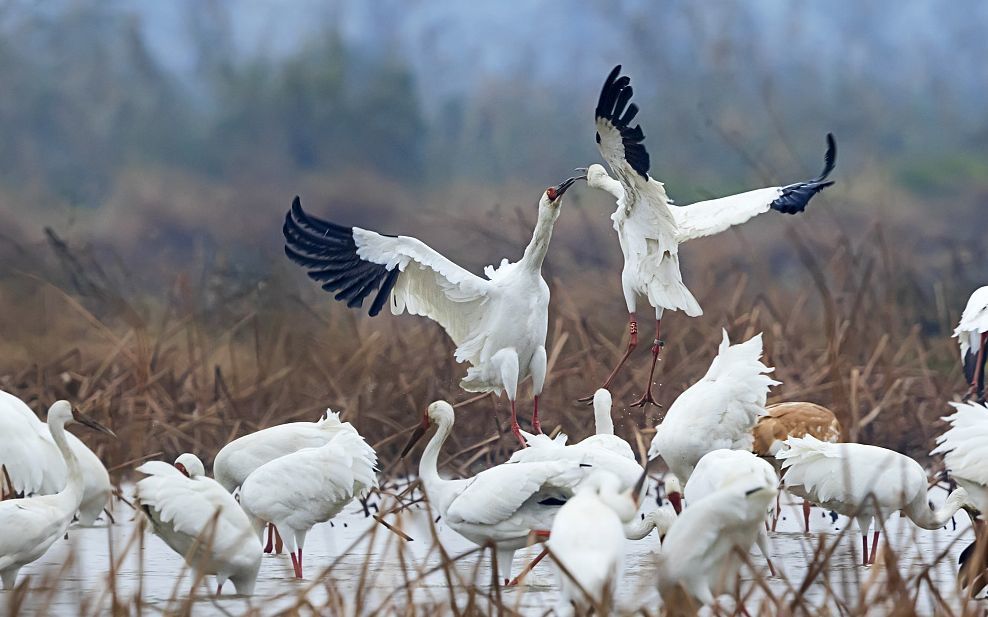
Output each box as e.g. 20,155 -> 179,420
290,552 -> 303,579
630,319 -> 663,408
868,530 -> 880,564
531,396 -> 541,434
509,399 -> 526,448
274,526 -> 283,554
264,523 -> 274,554
803,500 -> 812,533
861,533 -> 869,567
577,313 -> 638,403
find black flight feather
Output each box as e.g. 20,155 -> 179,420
770,133 -> 838,215
282,196 -> 398,316
595,65 -> 650,178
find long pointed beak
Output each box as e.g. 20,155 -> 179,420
72,410 -> 117,438
400,417 -> 430,458
554,175 -> 582,198
632,457 -> 659,508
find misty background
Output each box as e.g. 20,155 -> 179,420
0,0 -> 985,312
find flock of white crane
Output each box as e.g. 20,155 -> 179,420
1,64 -> 988,614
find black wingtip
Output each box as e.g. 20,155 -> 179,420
769,133 -> 838,215
817,133 -> 837,183
282,197 -> 396,316
595,66 -> 650,179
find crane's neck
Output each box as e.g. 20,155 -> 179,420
49,419 -> 84,508
906,487 -> 968,530
623,515 -> 657,541
594,405 -> 614,436
520,205 -> 559,272
419,415 -> 453,498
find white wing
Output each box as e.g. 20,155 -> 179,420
649,332 -> 778,477
283,197 -> 490,348
672,134 -> 836,243
954,286 -> 988,362
446,461 -> 578,526
594,66 -> 678,252
136,462 -> 253,544
932,402 -> 988,513
685,450 -> 778,505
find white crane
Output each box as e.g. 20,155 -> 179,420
931,402 -> 988,595
213,409 -> 368,553
0,401 -> 115,589
777,435 -> 974,565
0,390 -> 112,526
954,287 -> 988,402
579,64 -> 835,406
406,401 -> 582,584
238,431 -> 378,579
549,471 -> 639,616
753,401 -> 842,531
283,175 -> 582,446
932,401 -> 988,516
655,481 -> 778,614
684,449 -> 778,574
508,388 -> 643,495
648,331 -> 778,485
136,453 -> 261,595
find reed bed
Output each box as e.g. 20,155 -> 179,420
0,210 -> 980,615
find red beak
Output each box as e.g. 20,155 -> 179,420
175,463 -> 189,477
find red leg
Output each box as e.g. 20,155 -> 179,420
297,548 -> 303,575
274,526 -> 284,555
803,500 -> 812,533
861,533 -> 869,566
290,551 -> 303,579
577,313 -> 638,402
264,523 -> 274,554
510,400 -> 526,448
630,319 -> 662,408
532,395 -> 542,434
869,531 -> 880,564
216,582 -> 223,596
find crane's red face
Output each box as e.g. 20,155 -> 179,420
544,173 -> 585,204
400,411 -> 431,458
175,462 -> 189,477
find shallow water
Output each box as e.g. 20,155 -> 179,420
2,485 -> 981,616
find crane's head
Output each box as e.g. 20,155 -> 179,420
400,401 -> 455,458
581,164 -> 610,190
174,453 -> 205,478
47,400 -> 116,437
542,173 -> 585,207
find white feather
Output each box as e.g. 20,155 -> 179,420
0,390 -> 111,526
953,286 -> 988,359
931,401 -> 988,514
649,331 -> 778,483
136,455 -> 261,594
